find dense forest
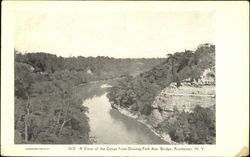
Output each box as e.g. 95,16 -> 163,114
14,50 -> 164,144
15,43 -> 215,144
157,105 -> 215,144
107,43 -> 215,144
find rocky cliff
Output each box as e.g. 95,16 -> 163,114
107,44 -> 216,144
148,67 -> 215,127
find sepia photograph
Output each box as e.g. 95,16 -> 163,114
13,4 -> 215,145
1,1 -> 248,156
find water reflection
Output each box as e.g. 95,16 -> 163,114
79,82 -> 167,144
109,109 -> 167,144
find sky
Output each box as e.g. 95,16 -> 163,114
14,3 -> 215,58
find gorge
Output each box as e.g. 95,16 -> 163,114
14,43 -> 215,144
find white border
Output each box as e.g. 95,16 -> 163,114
1,1 -> 249,156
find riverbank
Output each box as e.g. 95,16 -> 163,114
111,103 -> 178,144
108,82 -> 215,145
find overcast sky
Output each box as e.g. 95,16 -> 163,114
14,3 -> 215,58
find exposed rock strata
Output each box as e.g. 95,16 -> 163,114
110,67 -> 215,144
148,67 -> 215,126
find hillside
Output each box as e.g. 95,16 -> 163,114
15,51 -> 164,82
107,43 -> 216,144
14,52 -> 164,144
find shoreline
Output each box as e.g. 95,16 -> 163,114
111,103 -> 178,145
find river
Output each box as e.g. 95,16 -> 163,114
75,81 -> 167,144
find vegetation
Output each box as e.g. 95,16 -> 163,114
15,43 -> 215,144
157,105 -> 215,144
15,62 -> 90,144
107,43 -> 215,115
107,43 -> 215,144
15,51 -> 164,82
14,50 -> 164,144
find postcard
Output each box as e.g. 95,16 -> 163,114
1,1 -> 249,156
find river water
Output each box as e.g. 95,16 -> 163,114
76,82 -> 167,144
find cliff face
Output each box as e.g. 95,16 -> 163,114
148,67 -> 215,127
107,44 -> 216,143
